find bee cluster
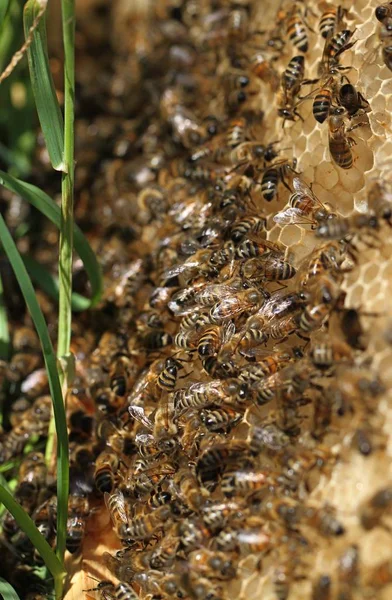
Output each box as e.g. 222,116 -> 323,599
1,1 -> 392,599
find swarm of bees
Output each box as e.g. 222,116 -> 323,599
1,0 -> 392,599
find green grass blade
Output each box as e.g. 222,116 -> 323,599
0,577 -> 21,600
0,1 -> 12,29
0,272 -> 9,360
23,0 -> 65,172
0,214 -> 68,565
0,486 -> 64,582
22,255 -> 90,311
0,170 -> 102,308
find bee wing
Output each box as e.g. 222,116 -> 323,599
273,207 -> 308,225
104,490 -> 128,524
223,320 -> 236,344
135,432 -> 156,446
292,177 -> 313,196
210,296 -> 246,322
128,405 -> 154,431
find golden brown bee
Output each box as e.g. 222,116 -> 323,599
286,3 -> 310,53
6,330 -> 41,382
312,575 -> 332,600
319,5 -> 347,39
200,406 -> 242,433
66,515 -> 86,554
238,351 -> 292,382
94,450 -> 120,493
327,106 -> 357,169
85,581 -> 138,600
360,486 -> 392,529
105,489 -> 129,538
242,255 -> 296,282
121,505 -> 172,543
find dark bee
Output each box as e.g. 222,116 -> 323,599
376,2 -> 392,23
261,160 -> 297,202
338,81 -> 370,117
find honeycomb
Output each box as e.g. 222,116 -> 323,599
1,1 -> 392,599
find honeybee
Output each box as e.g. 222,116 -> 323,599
66,515 -> 86,554
201,500 -> 244,532
121,505 -> 172,543
360,486 -> 392,530
238,351 -> 292,382
337,545 -> 360,599
94,450 -> 120,493
304,504 -> 345,537
286,2 -> 311,53
320,29 -> 356,75
85,581 -> 138,600
327,106 -> 358,169
315,212 -> 380,243
200,406 -> 242,433
274,177 -> 334,228
157,357 -> 187,392
215,524 -> 271,554
196,440 -> 249,490
312,575 -> 332,600
376,2 -> 392,23
20,368 -> 48,399
309,340 -> 353,369
209,288 -> 263,324
338,80 -> 370,118
241,256 -> 296,282
235,237 -> 283,259
105,489 -> 129,537
221,466 -> 269,497
319,5 -> 347,39
109,354 -> 135,397
6,329 -> 41,382
310,75 -> 338,124
381,23 -> 392,71
188,548 -> 237,580
261,160 -> 297,202
248,422 -> 291,455
277,56 -> 307,123
230,215 -> 266,242
0,396 -> 51,463
174,378 -> 246,415
172,465 -> 209,512
368,179 -> 392,226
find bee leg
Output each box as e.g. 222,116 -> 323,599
296,332 -> 311,343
